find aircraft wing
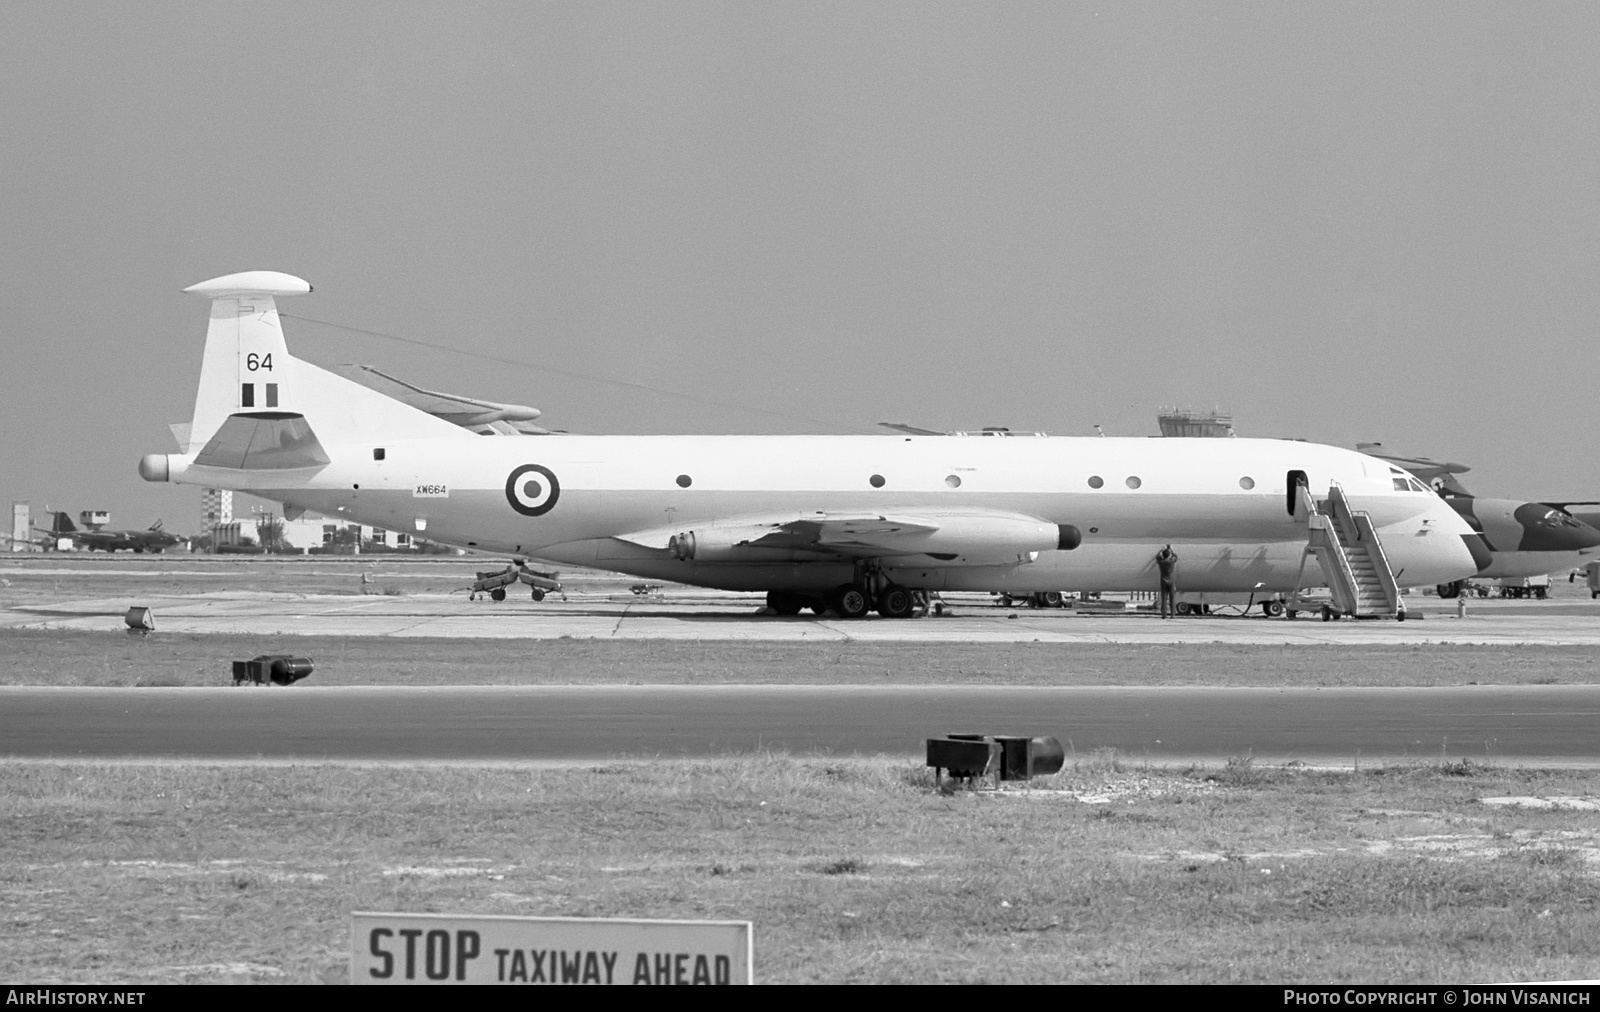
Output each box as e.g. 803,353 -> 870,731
336,365 -> 553,435
878,422 -> 948,436
618,510 -> 1076,562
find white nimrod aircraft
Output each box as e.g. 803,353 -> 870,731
140,272 -> 1486,618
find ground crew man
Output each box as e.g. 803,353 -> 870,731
1156,544 -> 1178,618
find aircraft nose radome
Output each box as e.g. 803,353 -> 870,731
1460,534 -> 1494,573
1510,502 -> 1600,553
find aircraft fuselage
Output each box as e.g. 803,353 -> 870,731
166,433 -> 1480,594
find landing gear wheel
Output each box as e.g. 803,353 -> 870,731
1263,600 -> 1285,618
1175,601 -> 1193,616
831,584 -> 870,619
1321,605 -> 1333,622
876,585 -> 915,619
490,588 -> 506,602
531,588 -> 546,602
766,590 -> 804,616
1041,591 -> 1065,608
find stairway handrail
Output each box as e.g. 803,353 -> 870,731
1313,484 -> 1362,615
1328,481 -> 1401,616
1350,513 -> 1401,615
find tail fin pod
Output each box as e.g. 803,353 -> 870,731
182,272 -> 311,453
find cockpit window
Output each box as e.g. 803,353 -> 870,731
1393,478 -> 1410,491
1541,509 -> 1583,528
1409,479 -> 1428,493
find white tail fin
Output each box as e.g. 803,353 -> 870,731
178,271 -> 466,459
182,271 -> 311,452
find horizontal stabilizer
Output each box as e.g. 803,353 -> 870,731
193,413 -> 331,470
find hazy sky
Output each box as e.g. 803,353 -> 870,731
4,2 -> 1598,530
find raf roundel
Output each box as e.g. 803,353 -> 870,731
505,464 -> 561,516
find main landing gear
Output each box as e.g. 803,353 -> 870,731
764,575 -> 926,619
831,584 -> 872,619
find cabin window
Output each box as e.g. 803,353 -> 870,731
1087,475 -> 1104,489
869,474 -> 885,488
945,475 -> 962,488
676,474 -> 692,488
1239,476 -> 1255,490
1125,476 -> 1142,489
373,448 -> 386,461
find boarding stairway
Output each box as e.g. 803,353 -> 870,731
1295,482 -> 1404,620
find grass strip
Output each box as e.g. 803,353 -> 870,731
3,756 -> 1597,983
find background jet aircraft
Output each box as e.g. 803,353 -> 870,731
39,512 -> 186,553
1355,444 -> 1600,592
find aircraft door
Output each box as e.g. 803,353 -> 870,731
1287,470 -> 1309,518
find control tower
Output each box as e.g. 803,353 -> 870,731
1157,407 -> 1234,438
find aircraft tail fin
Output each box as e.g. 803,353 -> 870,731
175,272 -> 468,463
43,511 -> 76,534
182,272 -> 311,453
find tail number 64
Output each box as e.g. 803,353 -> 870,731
246,353 -> 273,371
